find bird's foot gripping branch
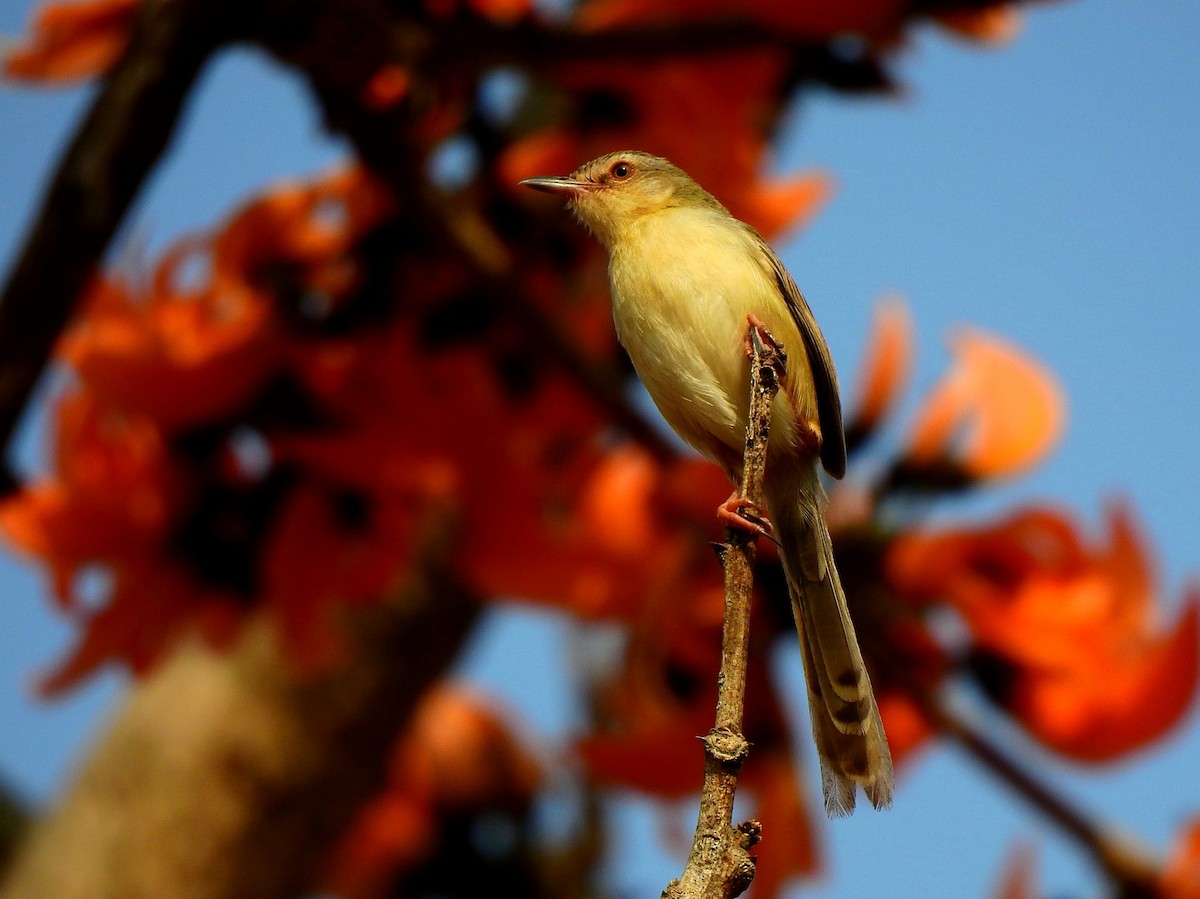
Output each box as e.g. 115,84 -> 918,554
664,322 -> 785,899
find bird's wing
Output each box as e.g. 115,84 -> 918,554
749,230 -> 847,479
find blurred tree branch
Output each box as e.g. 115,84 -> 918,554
919,690 -> 1164,898
0,0 -> 230,493
0,781 -> 27,881
0,513 -> 479,899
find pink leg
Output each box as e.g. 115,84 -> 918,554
743,313 -> 785,359
717,490 -> 776,541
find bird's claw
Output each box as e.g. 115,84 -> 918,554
744,313 -> 786,361
717,493 -> 781,546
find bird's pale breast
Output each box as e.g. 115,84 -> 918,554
607,206 -> 810,473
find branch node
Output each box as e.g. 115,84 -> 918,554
728,850 -> 758,896
703,727 -> 750,765
735,819 -> 763,850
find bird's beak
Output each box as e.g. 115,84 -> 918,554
519,176 -> 592,195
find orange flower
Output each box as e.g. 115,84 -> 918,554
875,689 -> 934,770
846,295 -> 914,441
905,328 -> 1064,478
259,482 -> 431,670
935,5 -> 1024,44
505,53 -> 829,240
578,0 -> 1031,47
210,167 -> 389,296
3,0 -> 139,82
0,389 -> 181,603
360,64 -> 410,110
991,842 -> 1039,899
577,0 -> 908,40
62,269 -> 282,431
60,167 -> 389,432
466,0 -> 530,23
326,686 -> 540,899
889,504 -> 1200,761
35,557 -> 242,695
1162,818 -> 1200,899
274,327 -> 649,621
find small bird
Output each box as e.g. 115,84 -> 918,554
521,151 -> 893,815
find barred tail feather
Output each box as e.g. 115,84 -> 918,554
766,466 -> 894,816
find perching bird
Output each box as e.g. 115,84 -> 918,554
521,151 -> 893,815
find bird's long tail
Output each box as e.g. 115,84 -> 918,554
765,467 -> 893,816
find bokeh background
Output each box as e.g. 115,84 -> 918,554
0,1 -> 1198,896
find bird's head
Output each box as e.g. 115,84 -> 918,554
520,151 -> 718,248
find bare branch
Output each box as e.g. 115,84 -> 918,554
664,325 -> 786,899
0,0 -> 231,492
920,691 -> 1164,897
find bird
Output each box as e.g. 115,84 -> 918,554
520,150 -> 893,815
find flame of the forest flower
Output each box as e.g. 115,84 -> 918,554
846,295 -> 914,436
934,6 -> 1024,44
1162,818 -> 1200,899
905,328 -> 1065,477
577,0 -> 907,37
577,0 -> 1028,47
360,64 -> 411,111
3,0 -> 139,82
501,53 -> 831,242
325,686 -> 542,899
991,842 -> 1038,899
888,504 -> 1200,761
0,392 -> 177,600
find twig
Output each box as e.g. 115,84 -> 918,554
920,690 -> 1164,897
663,325 -> 786,899
0,0 -> 231,493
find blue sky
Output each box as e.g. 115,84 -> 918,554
1,1 -> 1198,897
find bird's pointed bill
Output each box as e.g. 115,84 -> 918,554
519,176 -> 591,195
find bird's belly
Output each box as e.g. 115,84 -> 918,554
609,240 -> 804,471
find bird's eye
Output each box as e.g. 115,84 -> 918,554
609,161 -> 631,179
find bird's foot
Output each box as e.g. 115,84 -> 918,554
717,492 -> 781,546
743,313 -> 786,361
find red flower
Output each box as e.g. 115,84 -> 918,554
3,0 -> 139,82
503,53 -> 832,241
0,390 -> 182,604
904,328 -> 1065,478
326,686 -> 541,899
990,842 -> 1039,899
889,504 -> 1200,761
845,295 -> 914,438
1162,818 -> 1200,899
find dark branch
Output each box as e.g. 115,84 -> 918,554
0,0 -> 232,493
921,691 -> 1164,897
